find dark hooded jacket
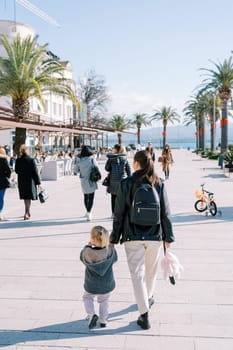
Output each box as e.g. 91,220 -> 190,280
105,153 -> 131,194
80,245 -> 117,294
110,170 -> 175,244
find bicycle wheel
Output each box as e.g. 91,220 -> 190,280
209,201 -> 217,216
194,200 -> 207,212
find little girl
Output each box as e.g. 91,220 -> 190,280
80,225 -> 118,329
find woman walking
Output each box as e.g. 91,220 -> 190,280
0,146 -> 11,220
105,144 -> 131,217
110,150 -> 175,330
77,145 -> 99,221
161,144 -> 173,179
145,143 -> 155,162
15,145 -> 41,220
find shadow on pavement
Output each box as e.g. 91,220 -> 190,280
172,207 -> 233,224
0,216 -> 112,230
0,305 -> 139,347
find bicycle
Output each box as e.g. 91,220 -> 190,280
194,183 -> 218,216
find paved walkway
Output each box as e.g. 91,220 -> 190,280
0,149 -> 233,350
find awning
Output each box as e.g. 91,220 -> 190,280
0,105 -> 116,135
0,116 -> 97,135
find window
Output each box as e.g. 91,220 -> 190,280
67,105 -> 72,118
44,100 -> 49,113
53,102 -> 57,115
59,104 -> 62,116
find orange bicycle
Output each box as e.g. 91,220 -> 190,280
194,183 -> 217,216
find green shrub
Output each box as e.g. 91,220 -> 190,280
224,150 -> 233,162
207,151 -> 220,160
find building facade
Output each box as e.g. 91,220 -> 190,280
0,20 -> 81,153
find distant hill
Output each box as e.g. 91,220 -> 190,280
107,123 -> 233,146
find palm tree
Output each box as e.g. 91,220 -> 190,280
183,94 -> 211,152
199,92 -> 221,151
150,106 -> 180,148
108,114 -> 132,144
200,57 -> 233,153
183,98 -> 201,151
131,113 -> 151,145
0,34 -> 79,156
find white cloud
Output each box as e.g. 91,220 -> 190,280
106,89 -> 185,118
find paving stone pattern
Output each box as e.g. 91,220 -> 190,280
0,149 -> 233,349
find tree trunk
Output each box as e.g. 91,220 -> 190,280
162,125 -> 167,148
137,127 -> 141,144
118,133 -> 122,144
220,100 -> 228,153
210,114 -> 216,152
195,120 -> 199,151
14,127 -> 27,156
13,98 -> 30,156
199,114 -> 205,151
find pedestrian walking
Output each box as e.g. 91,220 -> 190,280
161,144 -> 173,179
15,145 -> 41,220
80,225 -> 118,329
146,143 -> 155,161
0,146 -> 11,220
110,150 -> 175,330
77,145 -> 100,221
105,144 -> 131,217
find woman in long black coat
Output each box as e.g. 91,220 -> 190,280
15,145 -> 41,220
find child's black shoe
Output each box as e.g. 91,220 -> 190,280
88,314 -> 98,329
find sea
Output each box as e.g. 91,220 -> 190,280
107,138 -> 203,150
106,137 -> 233,150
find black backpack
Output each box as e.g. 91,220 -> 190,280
130,183 -> 160,226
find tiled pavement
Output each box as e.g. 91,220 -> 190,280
0,149 -> 233,350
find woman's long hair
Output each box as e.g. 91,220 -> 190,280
80,145 -> 94,158
133,150 -> 160,190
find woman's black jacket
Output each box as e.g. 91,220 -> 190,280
110,171 -> 175,244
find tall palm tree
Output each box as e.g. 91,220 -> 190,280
108,114 -> 132,144
131,113 -> 151,145
183,98 -> 201,151
200,57 -> 233,153
199,92 -> 221,151
183,94 -> 210,152
150,106 -> 180,148
0,34 -> 79,155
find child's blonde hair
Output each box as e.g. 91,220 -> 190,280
91,226 -> 109,248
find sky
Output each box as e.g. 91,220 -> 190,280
1,0 -> 233,121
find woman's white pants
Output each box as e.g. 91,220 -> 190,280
124,240 -> 162,315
